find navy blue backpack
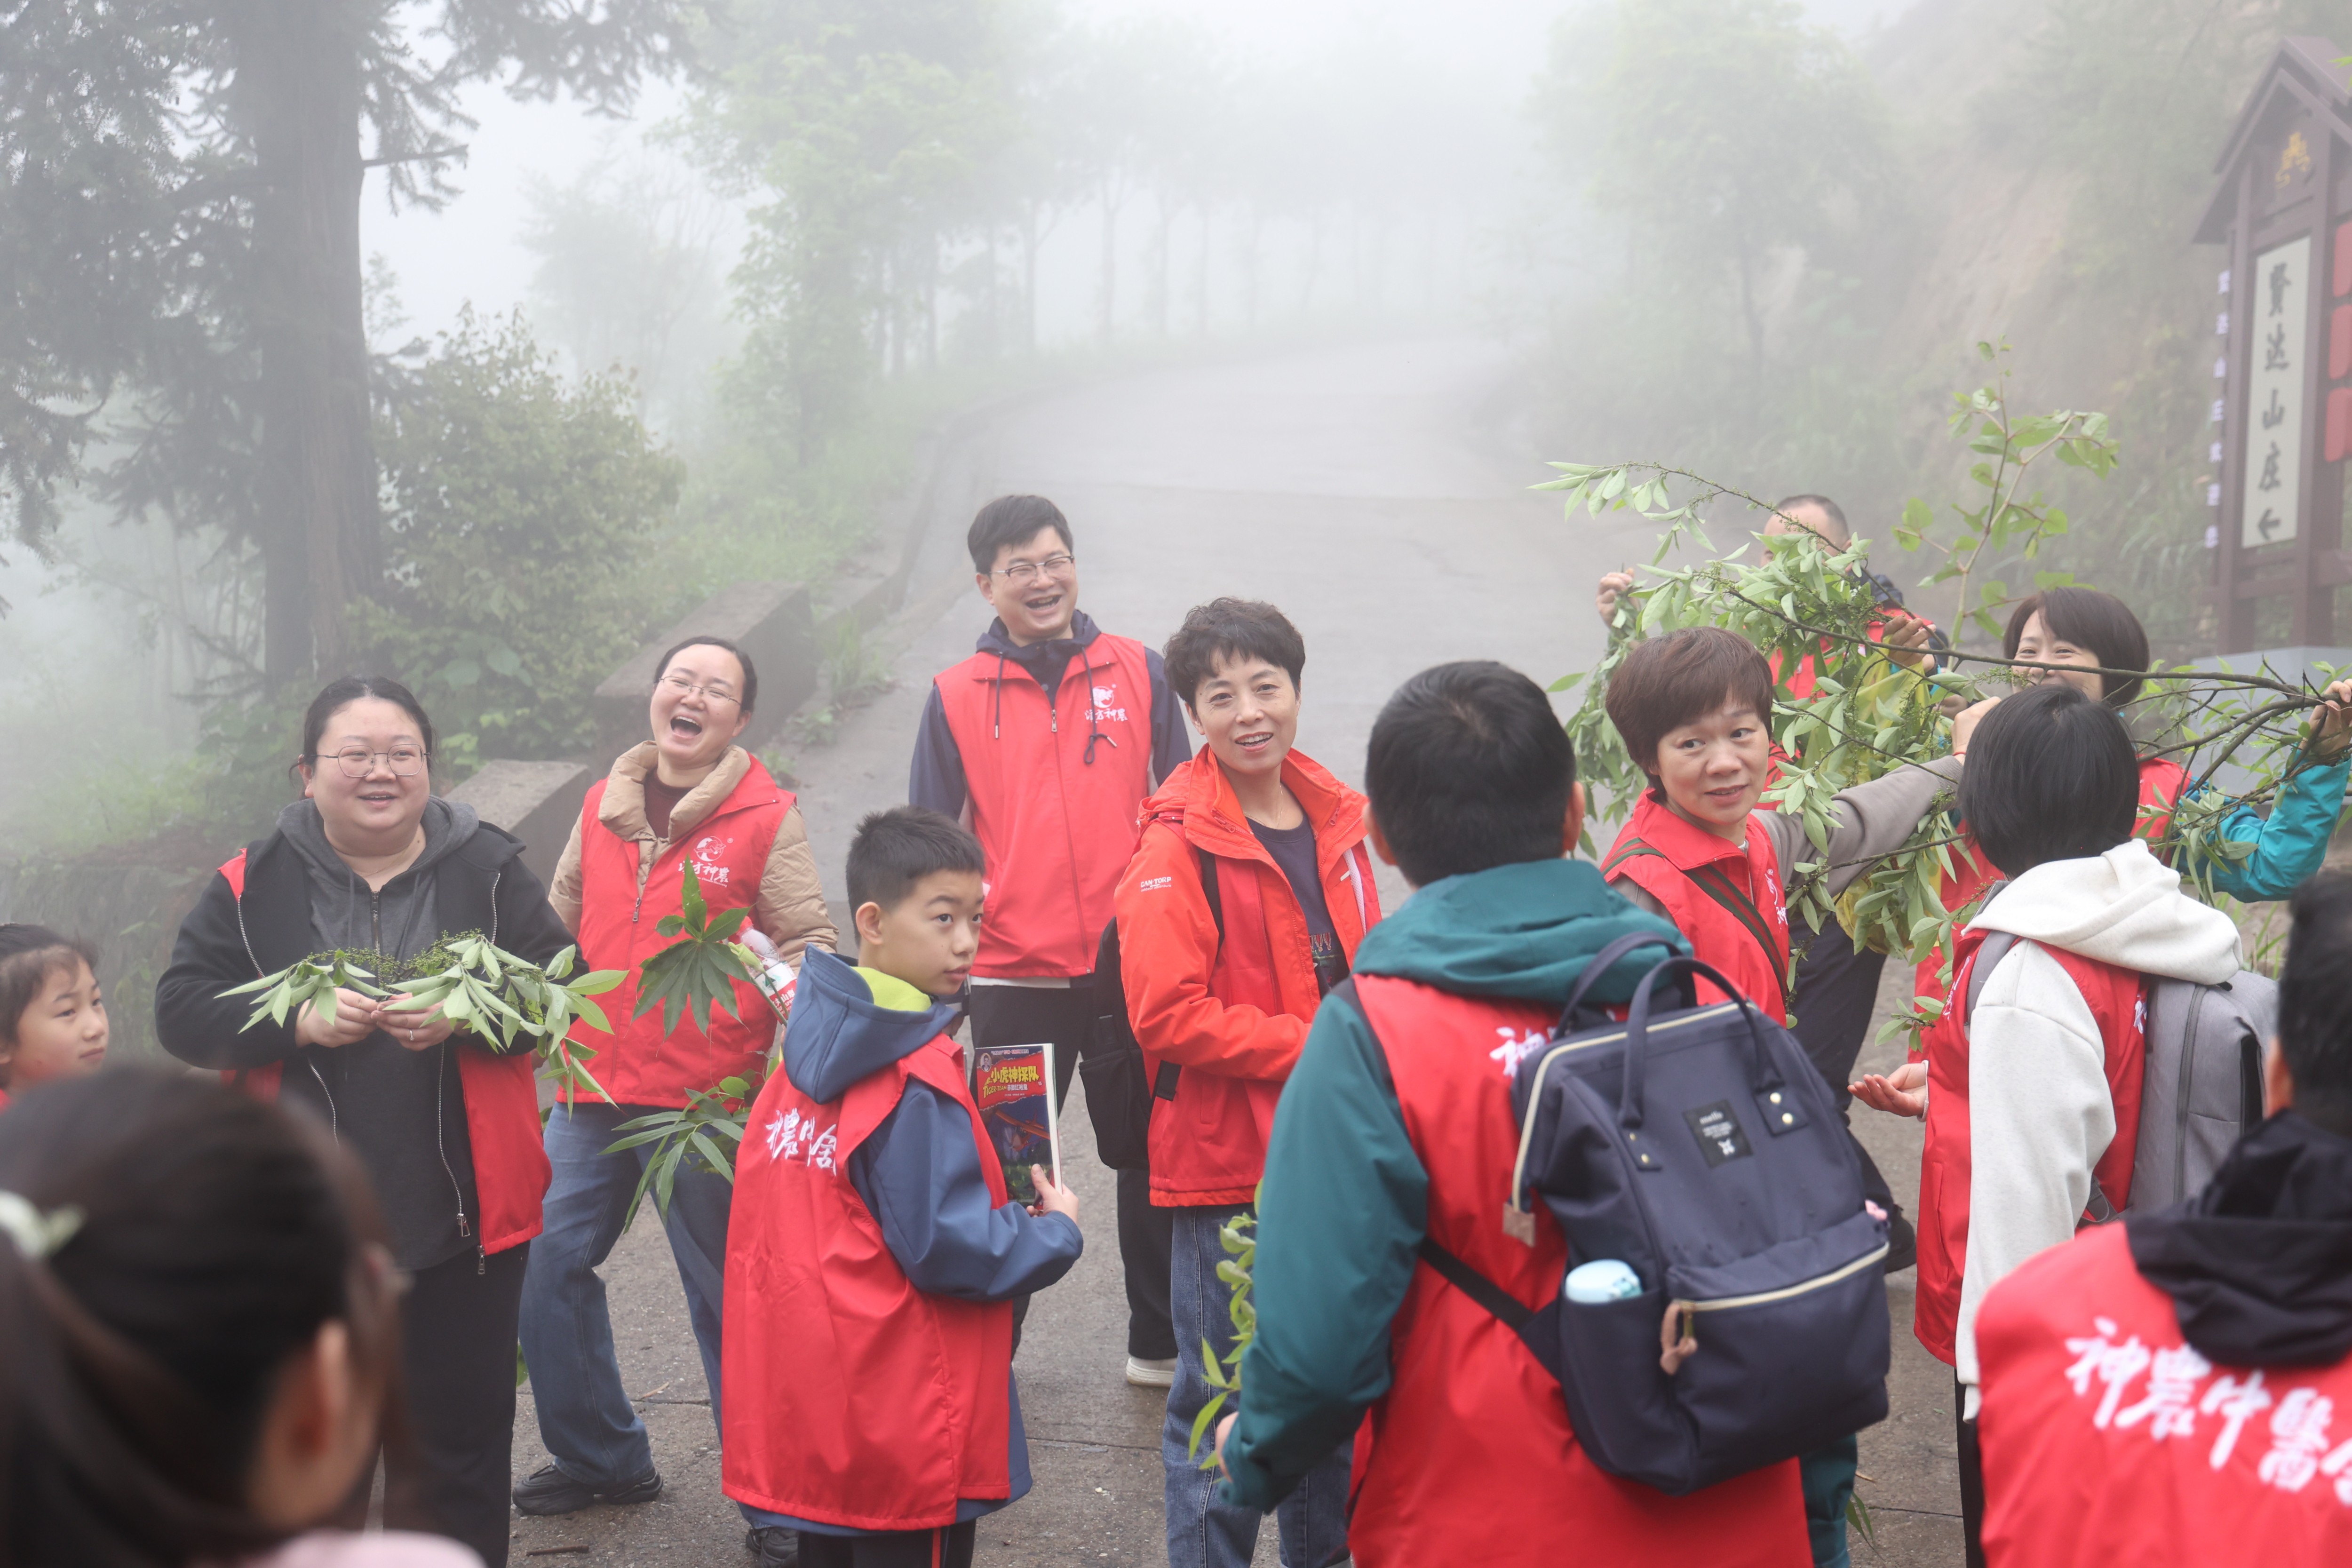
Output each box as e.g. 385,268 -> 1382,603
1416,934 -> 1891,1496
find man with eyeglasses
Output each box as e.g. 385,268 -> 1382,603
910,493 -> 1192,1390
516,635 -> 836,1529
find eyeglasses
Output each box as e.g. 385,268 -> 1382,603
989,552 -> 1075,586
328,747 -> 427,778
658,674 -> 741,707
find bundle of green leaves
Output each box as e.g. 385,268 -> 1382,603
220,934 -> 624,1103
1188,1208 -> 1258,1467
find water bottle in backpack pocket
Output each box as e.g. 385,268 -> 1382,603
1419,935 -> 1891,1496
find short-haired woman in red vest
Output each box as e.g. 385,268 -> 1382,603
155,675 -> 576,1568
515,635 -> 837,1529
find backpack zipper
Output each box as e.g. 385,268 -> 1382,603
1671,1243 -> 1890,1340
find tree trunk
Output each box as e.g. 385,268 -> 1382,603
1098,173 -> 1119,349
233,0 -> 376,691
1736,246 -> 1765,395
1022,208 -> 1040,355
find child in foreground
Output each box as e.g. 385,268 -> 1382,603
1217,661 -> 1808,1566
0,923 -> 110,1102
0,1068 -> 474,1567
724,807 -> 1083,1568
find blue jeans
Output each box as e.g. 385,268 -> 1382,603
1163,1204 -> 1350,1568
518,1101 -> 733,1488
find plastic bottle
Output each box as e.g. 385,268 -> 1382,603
1563,1258 -> 1643,1304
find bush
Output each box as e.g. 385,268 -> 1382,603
358,311 -> 690,774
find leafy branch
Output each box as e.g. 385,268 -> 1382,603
605,1075 -> 755,1224
632,862 -> 761,1035
1188,1208 -> 1258,1468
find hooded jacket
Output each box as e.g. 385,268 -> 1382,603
1222,857 -> 1810,1565
1941,839 -> 2243,1393
723,949 -> 1081,1533
153,802 -> 572,1262
909,611 -> 1192,979
1972,1114 -> 2352,1564
1114,747 -> 1378,1206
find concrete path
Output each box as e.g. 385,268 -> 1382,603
508,335 -> 1963,1567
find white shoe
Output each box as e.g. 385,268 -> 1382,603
1126,1354 -> 1177,1388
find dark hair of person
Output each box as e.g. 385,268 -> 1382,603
2002,586 -> 2150,708
966,494 -> 1073,573
0,926 -> 100,1051
1771,493 -> 1850,546
655,636 -> 759,717
1603,628 -> 1777,788
1959,683 -> 2139,876
846,807 -> 986,913
295,676 -> 436,781
2276,874 -> 2352,1137
0,1069 -> 401,1568
1162,599 -> 1307,714
1366,661 -> 1577,887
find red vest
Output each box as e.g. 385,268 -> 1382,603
214,852 -> 549,1255
934,634 -> 1157,977
1346,975 -> 1811,1567
1914,929 -> 2147,1365
1602,794 -> 1792,1022
1914,757 -> 2190,1045
721,1033 -> 1013,1530
1977,1223 -> 2352,1564
569,761 -> 792,1106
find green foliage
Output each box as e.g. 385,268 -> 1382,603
604,1074 -> 756,1226
1549,371 -> 2349,1020
219,932 -> 625,1103
631,862 -> 759,1036
357,312 -> 688,773
1188,1208 -> 1257,1468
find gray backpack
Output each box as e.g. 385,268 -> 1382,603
1966,932 -> 2273,1216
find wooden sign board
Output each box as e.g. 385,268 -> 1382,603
2196,36 -> 2352,650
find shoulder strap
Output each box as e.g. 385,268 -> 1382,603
1963,931 -> 2021,1027
1600,839 -> 1791,1013
1199,848 -> 1223,948
1600,838 -> 1664,878
1416,1237 -> 1533,1329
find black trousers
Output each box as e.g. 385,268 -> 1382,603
1955,1375 -> 1986,1568
967,980 -> 1177,1361
381,1242 -> 529,1568
1790,923 -> 1898,1218
798,1521 -> 976,1568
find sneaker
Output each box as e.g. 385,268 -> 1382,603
747,1526 -> 800,1566
1126,1354 -> 1178,1388
511,1462 -> 663,1516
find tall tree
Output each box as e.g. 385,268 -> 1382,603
0,0 -> 694,687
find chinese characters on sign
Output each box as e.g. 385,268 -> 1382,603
2242,234 -> 2310,549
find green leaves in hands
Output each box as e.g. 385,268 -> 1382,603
632,863 -> 758,1036
604,1076 -> 756,1228
222,952 -> 385,1032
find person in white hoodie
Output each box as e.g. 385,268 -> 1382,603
1852,682 -> 2244,1568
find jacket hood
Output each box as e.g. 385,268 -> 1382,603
277,794 -> 482,884
276,796 -> 482,960
2127,1112 -> 2352,1366
780,948 -> 962,1104
1971,838 -> 2241,984
1351,858 -> 1689,1006
975,608 -> 1101,664
1141,748 -> 1366,869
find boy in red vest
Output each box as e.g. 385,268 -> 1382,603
1596,625 -> 1958,1565
910,493 -> 1192,1385
723,807 -> 1083,1568
1851,684 -> 2241,1565
1215,660 -> 1805,1565
1972,870 -> 2352,1565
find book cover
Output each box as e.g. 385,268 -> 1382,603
971,1041 -> 1060,1205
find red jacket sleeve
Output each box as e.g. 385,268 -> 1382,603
1113,823 -> 1307,1082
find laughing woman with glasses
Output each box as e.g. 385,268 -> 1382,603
514,634 -> 836,1532
153,674 -> 576,1568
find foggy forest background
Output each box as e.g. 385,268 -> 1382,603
1,0 -> 2340,1048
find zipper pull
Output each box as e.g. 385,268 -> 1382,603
458,1210 -> 471,1238
477,1247 -> 486,1277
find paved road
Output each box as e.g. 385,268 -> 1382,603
508,336 -> 1965,1567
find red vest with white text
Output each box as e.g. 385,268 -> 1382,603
1914,930 -> 2147,1365
1602,793 -> 1793,1021
721,1033 -> 1012,1530
1976,1223 -> 2352,1564
934,634 -> 1157,977
1344,975 -> 1810,1568
569,761 -> 792,1106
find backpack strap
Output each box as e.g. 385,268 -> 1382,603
1962,931 -> 2021,1027
1416,1237 -> 1533,1330
1148,848 -> 1225,1105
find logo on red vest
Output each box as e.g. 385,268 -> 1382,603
765,1106 -> 838,1171
1489,1024 -> 1547,1077
691,835 -> 736,886
1086,683 -> 1128,723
